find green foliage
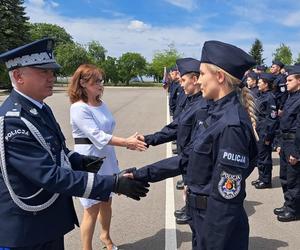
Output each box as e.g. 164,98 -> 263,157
87,41 -> 107,64
294,53 -> 300,65
100,56 -> 120,84
28,23 -> 73,46
0,0 -> 31,88
273,43 -> 293,65
55,43 -> 92,76
249,39 -> 264,65
148,44 -> 181,82
117,52 -> 147,85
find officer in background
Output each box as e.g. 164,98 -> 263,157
137,57 -> 208,225
246,71 -> 259,98
270,60 -> 288,114
251,73 -> 278,189
168,66 -> 181,116
274,65 -> 300,222
0,38 -> 149,249
125,41 -> 258,250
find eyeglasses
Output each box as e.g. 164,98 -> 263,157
95,78 -> 105,85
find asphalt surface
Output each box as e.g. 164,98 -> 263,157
1,87 -> 300,250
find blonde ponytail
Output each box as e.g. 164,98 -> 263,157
205,63 -> 259,141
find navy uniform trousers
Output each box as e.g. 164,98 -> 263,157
278,91 -> 300,215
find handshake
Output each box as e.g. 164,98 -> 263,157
114,168 -> 149,201
125,132 -> 147,151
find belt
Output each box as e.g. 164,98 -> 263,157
187,192 -> 208,210
282,133 -> 296,140
74,138 -> 93,144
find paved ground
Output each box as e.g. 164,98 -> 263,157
1,87 -> 300,250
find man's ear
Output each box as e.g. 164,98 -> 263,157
13,69 -> 24,85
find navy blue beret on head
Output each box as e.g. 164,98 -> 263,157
258,73 -> 275,82
0,38 -> 61,71
169,65 -> 178,72
286,65 -> 300,76
176,57 -> 200,77
247,71 -> 258,79
200,40 -> 256,80
256,65 -> 267,71
272,60 -> 284,69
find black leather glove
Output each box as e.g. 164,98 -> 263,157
113,168 -> 150,200
82,155 -> 105,173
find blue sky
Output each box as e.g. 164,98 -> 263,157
24,0 -> 300,65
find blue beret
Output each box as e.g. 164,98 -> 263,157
176,57 -> 200,77
286,65 -> 300,76
169,65 -> 178,72
256,65 -> 267,71
272,60 -> 284,68
247,71 -> 258,79
200,40 -> 256,80
0,38 -> 61,70
258,73 -> 275,82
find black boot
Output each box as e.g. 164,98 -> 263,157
273,205 -> 287,215
176,211 -> 191,224
176,180 -> 184,190
174,205 -> 186,218
277,211 -> 299,222
255,181 -> 272,189
251,179 -> 260,186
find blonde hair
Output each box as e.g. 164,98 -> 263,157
205,63 -> 259,141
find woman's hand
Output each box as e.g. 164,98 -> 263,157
125,132 -> 147,151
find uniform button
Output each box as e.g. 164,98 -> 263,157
14,102 -> 18,106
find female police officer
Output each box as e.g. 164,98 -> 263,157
125,41 -> 258,250
252,73 -> 278,189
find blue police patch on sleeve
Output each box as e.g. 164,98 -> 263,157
218,149 -> 249,169
218,171 -> 242,199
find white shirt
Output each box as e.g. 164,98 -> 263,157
70,101 -> 119,207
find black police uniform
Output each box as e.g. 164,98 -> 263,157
255,88 -> 278,187
273,73 -> 288,110
169,80 -> 181,116
173,86 -> 187,119
0,90 -> 115,248
131,41 -> 257,250
145,92 -> 207,154
277,90 -> 300,219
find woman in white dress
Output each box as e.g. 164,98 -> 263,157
68,64 -> 147,250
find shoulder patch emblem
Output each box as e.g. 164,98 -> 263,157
30,108 -> 38,115
270,110 -> 277,119
218,171 -> 242,199
280,86 -> 286,93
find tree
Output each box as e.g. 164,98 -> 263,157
117,52 -> 147,85
101,56 -> 120,84
148,44 -> 181,82
29,23 -> 73,46
295,53 -> 300,65
55,43 -> 92,76
87,41 -> 107,64
0,0 -> 31,88
272,43 -> 293,65
249,39 -> 264,65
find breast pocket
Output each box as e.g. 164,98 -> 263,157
188,142 -> 213,185
177,123 -> 193,148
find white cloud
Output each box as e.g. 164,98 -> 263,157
28,0 -> 45,8
164,0 -> 198,11
128,20 -> 151,32
50,1 -> 59,8
282,11 -> 300,27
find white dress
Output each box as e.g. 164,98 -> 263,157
70,101 -> 120,208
